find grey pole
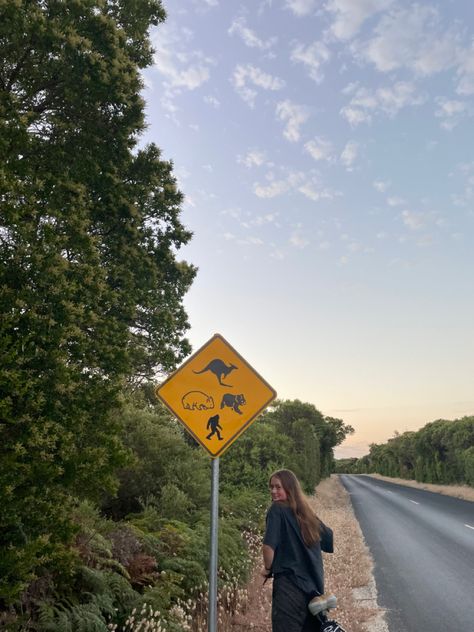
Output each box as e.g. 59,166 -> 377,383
208,457 -> 219,632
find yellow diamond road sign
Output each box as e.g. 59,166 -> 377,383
156,334 -> 277,458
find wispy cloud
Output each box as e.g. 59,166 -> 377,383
275,100 -> 310,142
340,141 -> 358,170
435,97 -> 469,131
387,196 -> 404,207
355,5 -> 461,76
289,230 -> 310,248
254,177 -> 292,199
373,180 -> 390,192
325,0 -> 394,41
253,169 -> 339,201
305,136 -> 335,162
238,149 -> 267,168
284,0 -> 317,17
290,41 -> 331,83
401,209 -> 426,230
456,42 -> 474,95
341,82 -> 426,126
400,209 -> 445,234
228,17 -> 276,50
232,64 -> 285,107
204,95 -> 220,108
152,27 -> 214,93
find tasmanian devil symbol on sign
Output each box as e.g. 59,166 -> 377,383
193,358 -> 238,387
220,393 -> 246,415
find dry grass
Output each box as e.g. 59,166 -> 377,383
363,473 -> 474,502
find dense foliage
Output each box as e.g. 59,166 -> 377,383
1,0 -> 194,612
335,416 -> 474,486
1,391 -> 351,630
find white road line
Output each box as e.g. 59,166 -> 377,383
409,500 -> 419,505
465,524 -> 474,530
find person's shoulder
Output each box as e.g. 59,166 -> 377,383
266,501 -> 288,516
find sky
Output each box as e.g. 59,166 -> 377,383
141,0 -> 474,458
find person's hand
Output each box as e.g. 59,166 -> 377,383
261,567 -> 272,579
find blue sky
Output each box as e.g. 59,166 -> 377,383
142,0 -> 474,457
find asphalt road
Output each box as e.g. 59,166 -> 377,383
340,475 -> 474,632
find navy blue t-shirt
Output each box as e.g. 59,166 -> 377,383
263,501 -> 333,598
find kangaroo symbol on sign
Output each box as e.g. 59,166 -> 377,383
193,359 -> 238,387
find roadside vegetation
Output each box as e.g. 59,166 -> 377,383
335,416 -> 474,487
0,389 -> 353,630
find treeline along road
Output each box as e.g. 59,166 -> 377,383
340,475 -> 474,632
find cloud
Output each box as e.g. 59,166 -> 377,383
435,97 -> 469,131
456,43 -> 474,95
204,95 -> 220,108
304,137 -> 335,162
238,150 -> 267,168
340,82 -> 426,126
340,106 -> 371,126
289,231 -> 310,248
451,161 -> 474,207
340,141 -> 358,169
254,178 -> 291,199
275,100 -> 310,142
387,196 -> 404,207
151,26 -> 214,111
400,209 -> 444,233
325,0 -> 394,41
253,169 -> 340,201
401,210 -> 425,230
240,213 -> 279,229
298,182 -> 338,201
284,0 -> 317,17
232,64 -> 285,107
290,41 -> 331,83
228,17 -> 276,50
355,5 -> 461,76
373,180 -> 390,192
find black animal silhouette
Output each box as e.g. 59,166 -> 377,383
220,393 -> 246,415
206,414 -> 223,441
193,358 -> 238,387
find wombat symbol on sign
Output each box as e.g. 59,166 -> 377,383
182,391 -> 215,411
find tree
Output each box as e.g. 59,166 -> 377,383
0,0 -> 195,603
261,401 -> 353,489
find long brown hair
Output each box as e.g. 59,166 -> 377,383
270,469 -> 322,547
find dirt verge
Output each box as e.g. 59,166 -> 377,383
360,474 -> 474,502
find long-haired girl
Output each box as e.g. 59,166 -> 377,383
262,469 -> 336,632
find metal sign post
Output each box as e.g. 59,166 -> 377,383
155,334 -> 276,631
208,457 -> 219,632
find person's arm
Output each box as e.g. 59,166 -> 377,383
262,503 -> 281,577
320,523 -> 333,553
262,544 -> 274,573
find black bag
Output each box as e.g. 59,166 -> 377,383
320,620 -> 347,632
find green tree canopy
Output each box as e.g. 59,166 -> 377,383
0,0 -> 195,603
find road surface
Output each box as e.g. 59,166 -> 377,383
340,474 -> 474,632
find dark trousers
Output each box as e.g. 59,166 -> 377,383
272,575 -> 322,632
